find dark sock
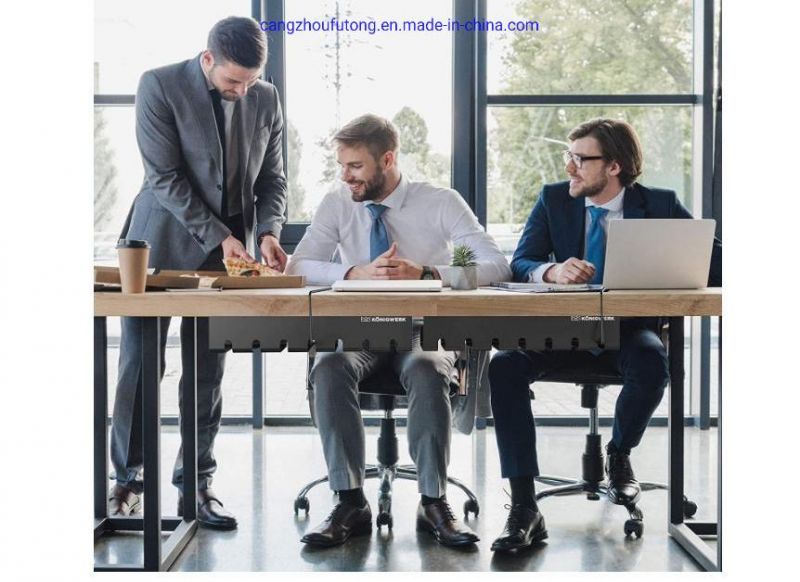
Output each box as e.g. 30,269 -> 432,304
509,476 -> 538,510
421,494 -> 445,506
338,487 -> 366,507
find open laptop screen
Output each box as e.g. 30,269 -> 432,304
603,219 -> 715,289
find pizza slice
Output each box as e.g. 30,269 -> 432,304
222,257 -> 281,277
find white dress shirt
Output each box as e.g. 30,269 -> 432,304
287,175 -> 512,286
530,187 -> 625,282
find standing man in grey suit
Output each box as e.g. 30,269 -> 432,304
108,16 -> 288,530
288,114 -> 511,548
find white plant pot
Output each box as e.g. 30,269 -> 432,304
450,266 -> 478,290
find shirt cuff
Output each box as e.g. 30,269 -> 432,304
530,263 -> 554,283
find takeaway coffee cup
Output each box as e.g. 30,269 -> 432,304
116,239 -> 151,294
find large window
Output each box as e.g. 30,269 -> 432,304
283,0 -> 453,222
487,0 -> 694,95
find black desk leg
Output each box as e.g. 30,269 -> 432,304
182,318 -> 198,521
668,316 -> 685,525
94,317 -> 108,522
668,316 -> 720,571
141,317 -> 162,571
94,316 -> 197,572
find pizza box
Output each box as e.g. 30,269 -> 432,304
208,274 -> 304,289
94,266 -> 304,290
94,266 -> 200,289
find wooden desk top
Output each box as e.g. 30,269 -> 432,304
94,287 -> 722,318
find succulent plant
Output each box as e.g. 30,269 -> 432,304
451,244 -> 477,267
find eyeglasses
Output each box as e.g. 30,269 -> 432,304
562,150 -> 604,169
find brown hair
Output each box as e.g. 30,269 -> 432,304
208,16 -> 267,69
568,118 -> 643,187
333,114 -> 400,161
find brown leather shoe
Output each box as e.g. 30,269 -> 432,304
108,484 -> 141,516
301,502 -> 372,547
416,499 -> 479,547
178,488 -> 238,530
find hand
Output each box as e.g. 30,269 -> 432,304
258,233 -> 288,272
345,243 -> 425,280
544,257 -> 596,284
221,234 -> 256,262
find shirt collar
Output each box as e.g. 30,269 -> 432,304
365,173 -> 408,211
585,187 -> 625,213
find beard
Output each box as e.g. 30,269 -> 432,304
348,168 -> 386,202
569,174 -> 608,199
219,91 -> 240,102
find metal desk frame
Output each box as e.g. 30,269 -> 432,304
94,316 -> 198,572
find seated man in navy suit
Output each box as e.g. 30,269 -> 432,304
488,118 -> 722,552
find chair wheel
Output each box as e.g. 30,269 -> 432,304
376,512 -> 393,530
683,498 -> 698,518
624,519 -> 643,538
293,497 -> 310,515
586,492 -> 600,501
463,499 -> 480,518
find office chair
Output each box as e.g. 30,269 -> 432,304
293,358 -> 480,530
532,364 -> 698,538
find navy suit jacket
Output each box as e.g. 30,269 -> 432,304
510,181 -> 722,287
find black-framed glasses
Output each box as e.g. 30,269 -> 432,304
562,150 -> 604,169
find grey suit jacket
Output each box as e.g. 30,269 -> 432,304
121,55 -> 288,270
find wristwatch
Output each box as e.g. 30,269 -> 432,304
420,266 -> 435,280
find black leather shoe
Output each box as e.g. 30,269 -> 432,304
491,504 -> 548,552
178,488 -> 238,530
108,484 -> 141,516
605,445 -> 641,505
416,499 -> 479,547
301,502 -> 372,547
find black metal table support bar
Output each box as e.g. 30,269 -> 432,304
669,523 -> 718,571
668,316 -> 720,571
182,318 -> 199,521
94,317 -> 109,521
93,317 -> 198,572
142,317 -> 162,570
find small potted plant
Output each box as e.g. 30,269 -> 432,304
450,244 -> 478,290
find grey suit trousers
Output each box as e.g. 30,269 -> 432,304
310,335 -> 457,498
110,250 -> 226,493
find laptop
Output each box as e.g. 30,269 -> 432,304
491,218 -> 715,292
602,219 -> 715,289
331,279 -> 443,292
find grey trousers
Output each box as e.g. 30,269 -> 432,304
110,252 -> 226,494
310,337 -> 457,498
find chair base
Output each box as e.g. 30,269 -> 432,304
535,475 -> 696,538
294,463 -> 481,529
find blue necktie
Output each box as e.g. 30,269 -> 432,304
585,206 -> 609,285
367,204 -> 391,261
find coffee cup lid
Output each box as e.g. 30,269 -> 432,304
116,239 -> 151,249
